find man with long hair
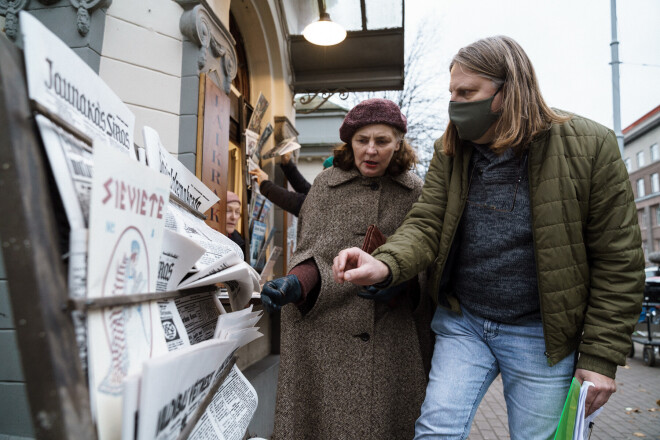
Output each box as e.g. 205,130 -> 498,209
332,36 -> 644,439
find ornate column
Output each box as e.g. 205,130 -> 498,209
177,1 -> 237,94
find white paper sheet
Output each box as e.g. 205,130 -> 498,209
188,366 -> 259,440
573,381 -> 603,440
136,339 -> 238,440
157,230 -> 205,292
87,142 -> 170,440
143,126 -> 219,214
21,12 -> 136,159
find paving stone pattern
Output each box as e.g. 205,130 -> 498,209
469,343 -> 660,440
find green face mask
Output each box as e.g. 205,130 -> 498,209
448,88 -> 501,141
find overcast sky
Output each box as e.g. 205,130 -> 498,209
404,0 -> 660,130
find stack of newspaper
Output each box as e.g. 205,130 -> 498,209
122,306 -> 263,440
20,12 -> 262,440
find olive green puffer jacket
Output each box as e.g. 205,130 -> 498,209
373,113 -> 644,378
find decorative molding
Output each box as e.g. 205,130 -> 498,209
0,0 -> 30,40
69,0 -> 112,36
296,90 -> 349,114
179,3 -> 237,95
0,0 -> 111,40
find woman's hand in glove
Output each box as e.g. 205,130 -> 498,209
261,274 -> 302,313
357,283 -> 406,303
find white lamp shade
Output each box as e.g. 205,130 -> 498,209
303,18 -> 347,46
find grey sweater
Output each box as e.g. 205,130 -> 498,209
451,143 -> 541,324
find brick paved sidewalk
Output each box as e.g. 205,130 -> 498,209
469,342 -> 660,440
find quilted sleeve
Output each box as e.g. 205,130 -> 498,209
578,129 -> 645,377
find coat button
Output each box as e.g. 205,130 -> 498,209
370,182 -> 379,191
354,332 -> 370,342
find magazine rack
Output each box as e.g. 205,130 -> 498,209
0,33 -> 238,439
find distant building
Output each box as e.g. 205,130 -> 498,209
294,97 -> 348,183
624,105 -> 660,262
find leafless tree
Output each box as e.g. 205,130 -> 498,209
347,21 -> 448,178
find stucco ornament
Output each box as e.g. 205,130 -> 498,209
0,0 -> 30,40
1,0 -> 110,39
69,0 -> 112,36
179,4 -> 237,95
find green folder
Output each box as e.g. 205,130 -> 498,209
553,377 -> 581,440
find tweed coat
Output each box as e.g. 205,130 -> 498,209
273,166 -> 430,440
373,112 -> 645,378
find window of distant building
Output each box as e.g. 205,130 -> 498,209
637,151 -> 646,168
624,157 -> 631,171
656,206 -> 660,225
653,173 -> 660,193
652,143 -> 660,162
638,178 -> 646,197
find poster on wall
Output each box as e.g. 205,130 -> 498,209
20,12 -> 136,159
86,141 -> 170,440
198,73 -> 231,233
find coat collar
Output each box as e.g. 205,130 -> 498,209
326,167 -> 417,190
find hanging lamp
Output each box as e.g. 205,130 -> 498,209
302,0 -> 346,46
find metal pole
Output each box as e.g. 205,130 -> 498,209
610,0 -> 624,157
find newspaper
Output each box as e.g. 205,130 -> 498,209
86,141 -> 170,440
249,221 -> 267,267
143,126 -> 219,214
255,123 -> 273,159
163,203 -> 256,308
158,291 -> 225,352
188,366 -> 258,440
156,229 -> 205,293
21,12 -> 136,159
245,129 -> 259,158
35,115 -> 93,229
246,92 -> 269,134
165,203 -> 244,268
134,339 -> 239,440
128,306 -> 263,440
262,137 -> 301,159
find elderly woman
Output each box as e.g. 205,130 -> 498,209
225,191 -> 244,248
261,99 -> 431,439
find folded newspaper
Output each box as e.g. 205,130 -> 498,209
123,305 -> 263,440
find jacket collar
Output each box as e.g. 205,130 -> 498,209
326,167 -> 417,190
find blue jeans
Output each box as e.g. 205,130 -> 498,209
415,306 -> 575,440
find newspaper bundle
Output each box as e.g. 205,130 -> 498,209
122,306 -> 263,440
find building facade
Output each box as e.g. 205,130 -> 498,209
624,105 -> 660,263
294,96 -> 348,182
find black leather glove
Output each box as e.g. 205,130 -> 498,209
358,282 -> 406,303
261,274 -> 302,313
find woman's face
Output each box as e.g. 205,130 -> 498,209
351,124 -> 400,177
226,201 -> 241,235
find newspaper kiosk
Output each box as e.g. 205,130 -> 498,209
0,14 -> 264,440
